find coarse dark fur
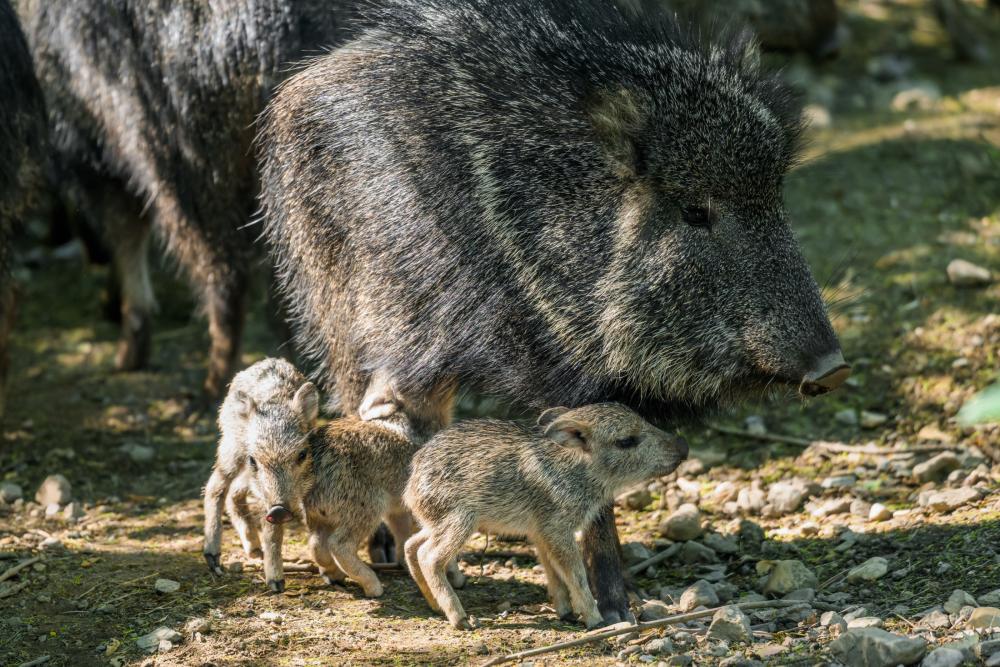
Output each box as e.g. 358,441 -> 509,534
260,0 -> 845,621
16,0 -> 347,398
0,0 -> 46,420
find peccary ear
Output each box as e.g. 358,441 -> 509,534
537,407 -> 570,429
233,390 -> 256,418
587,86 -> 647,179
293,382 -> 319,424
544,415 -> 592,453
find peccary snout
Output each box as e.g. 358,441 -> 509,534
265,505 -> 293,524
799,350 -> 851,397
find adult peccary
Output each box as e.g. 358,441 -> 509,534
405,404 -> 687,629
0,0 -> 46,421
203,358 -> 319,583
16,0 -> 347,399
260,0 -> 850,622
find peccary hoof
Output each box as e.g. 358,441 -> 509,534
115,310 -> 151,371
368,523 -> 395,564
268,579 -> 285,593
558,611 -> 577,623
322,574 -> 344,587
204,552 -> 223,575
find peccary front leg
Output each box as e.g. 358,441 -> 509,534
384,508 -> 415,568
533,541 -> 573,621
203,466 -> 239,574
542,534 -> 603,629
260,518 -> 285,593
111,216 -> 155,372
225,480 -> 261,559
582,504 -> 631,625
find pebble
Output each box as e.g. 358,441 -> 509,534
678,580 -> 719,612
803,104 -> 832,129
621,541 -> 653,566
830,628 -> 926,667
850,498 -> 872,518
227,561 -> 244,574
0,482 -> 23,503
44,503 -> 61,518
847,557 -> 889,583
659,503 -> 702,541
847,617 -> 884,629
822,474 -> 857,489
677,540 -> 718,564
708,605 -> 752,643
712,481 -> 739,504
185,617 -> 212,634
922,487 -> 980,513
154,578 -> 180,594
913,452 -> 961,483
136,627 -> 182,652
720,658 -> 763,667
39,537 -> 63,550
701,532 -> 738,555
759,560 -> 818,595
119,442 -> 156,464
890,83 -> 941,112
738,520 -> 764,549
783,588 -> 815,602
967,607 -> 1000,629
63,502 -> 85,521
821,611 -> 848,631
921,647 -> 965,667
869,503 -> 892,522
642,637 -> 674,655
860,410 -> 889,428
987,653 -> 1000,667
766,479 -> 816,515
811,497 -> 852,518
918,609 -> 951,630
835,409 -> 858,426
944,590 -> 978,614
979,590 -> 1000,606
665,656 -> 692,666
737,483 -> 766,514
35,475 -> 71,506
639,599 -> 673,622
260,611 -> 283,624
947,259 -> 992,287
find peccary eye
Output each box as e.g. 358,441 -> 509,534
297,448 -> 309,464
682,205 -> 716,230
248,455 -> 257,470
615,436 -> 640,449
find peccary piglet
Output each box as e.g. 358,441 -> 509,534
404,403 -> 687,629
203,358 -> 318,591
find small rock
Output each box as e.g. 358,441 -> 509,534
891,83 -> 941,112
260,611 -> 283,624
659,503 -> 702,542
185,618 -> 212,634
720,658 -> 763,667
712,481 -> 739,504
860,411 -> 889,428
119,442 -> 156,464
35,474 -> 71,506
154,578 -> 180,594
978,590 -> 1000,606
917,609 -> 951,630
136,627 -> 182,652
835,409 -> 858,426
847,557 -> 889,584
744,415 -> 767,435
869,503 -> 892,522
921,647 -> 965,667
0,482 -> 23,503
758,560 -> 818,595
922,487 -> 980,513
621,541 -> 653,566
737,483 -> 766,514
44,503 -> 61,518
947,259 -> 992,287
783,588 -> 815,602
639,599 -> 673,622
677,540 -> 718,564
766,479 -> 817,515
227,561 -> 244,574
968,607 -> 1000,629
821,611 -> 848,630
944,590 -> 977,614
822,474 -> 857,489
678,580 -> 719,612
848,617 -> 884,629
810,497 -> 852,518
987,653 -> 1000,667
665,656 -> 692,667
850,498 -> 872,518
708,605 -> 752,643
642,637 -> 674,655
913,452 -> 961,483
701,532 -> 738,555
830,628 -> 926,667
39,537 -> 62,550
803,103 -> 832,129
63,501 -> 85,521
738,520 -> 764,549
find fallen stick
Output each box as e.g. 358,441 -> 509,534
710,425 -> 955,455
242,561 -> 402,573
0,579 -> 31,599
0,556 -> 41,583
17,656 -> 50,667
480,599 -> 808,666
626,543 -> 680,576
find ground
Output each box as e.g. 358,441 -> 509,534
1,1 -> 1000,666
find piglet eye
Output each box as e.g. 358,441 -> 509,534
247,455 -> 257,470
615,436 -> 640,449
297,448 -> 309,464
682,205 -> 716,230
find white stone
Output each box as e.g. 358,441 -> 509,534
35,474 -> 71,505
947,259 -> 992,287
860,411 -> 889,428
708,606 -> 752,643
136,627 -> 182,652
678,580 -> 719,612
830,628 -> 926,667
659,503 -> 702,542
120,442 -> 156,464
766,479 -> 816,515
847,557 -> 889,583
154,578 -> 180,594
869,503 -> 892,522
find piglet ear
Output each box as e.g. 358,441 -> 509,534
544,415 -> 592,453
537,407 -> 570,429
293,382 -> 319,424
233,390 -> 256,418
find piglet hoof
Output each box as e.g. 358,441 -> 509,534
267,579 -> 285,593
204,552 -> 224,576
448,569 -> 467,589
451,615 -> 475,631
362,581 -> 384,598
322,573 -> 344,587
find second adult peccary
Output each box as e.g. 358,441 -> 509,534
404,403 -> 688,629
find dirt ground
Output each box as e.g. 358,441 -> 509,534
2,1 -> 1000,666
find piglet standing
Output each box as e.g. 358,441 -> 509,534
404,403 -> 687,629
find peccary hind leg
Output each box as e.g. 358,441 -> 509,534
582,504 -> 631,625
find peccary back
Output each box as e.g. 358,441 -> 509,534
261,0 -> 846,424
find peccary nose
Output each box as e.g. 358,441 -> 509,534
799,350 -> 851,397
265,505 -> 293,524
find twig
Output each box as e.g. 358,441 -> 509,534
17,656 -> 50,667
627,543 -> 680,576
0,579 -> 31,599
710,425 -> 956,455
241,561 -> 402,573
0,556 -> 41,583
480,600 -> 808,666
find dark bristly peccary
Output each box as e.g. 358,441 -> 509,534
0,0 -> 46,421
405,404 -> 688,629
16,0 -> 345,398
261,0 -> 849,622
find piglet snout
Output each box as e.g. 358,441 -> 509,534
265,505 -> 293,524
